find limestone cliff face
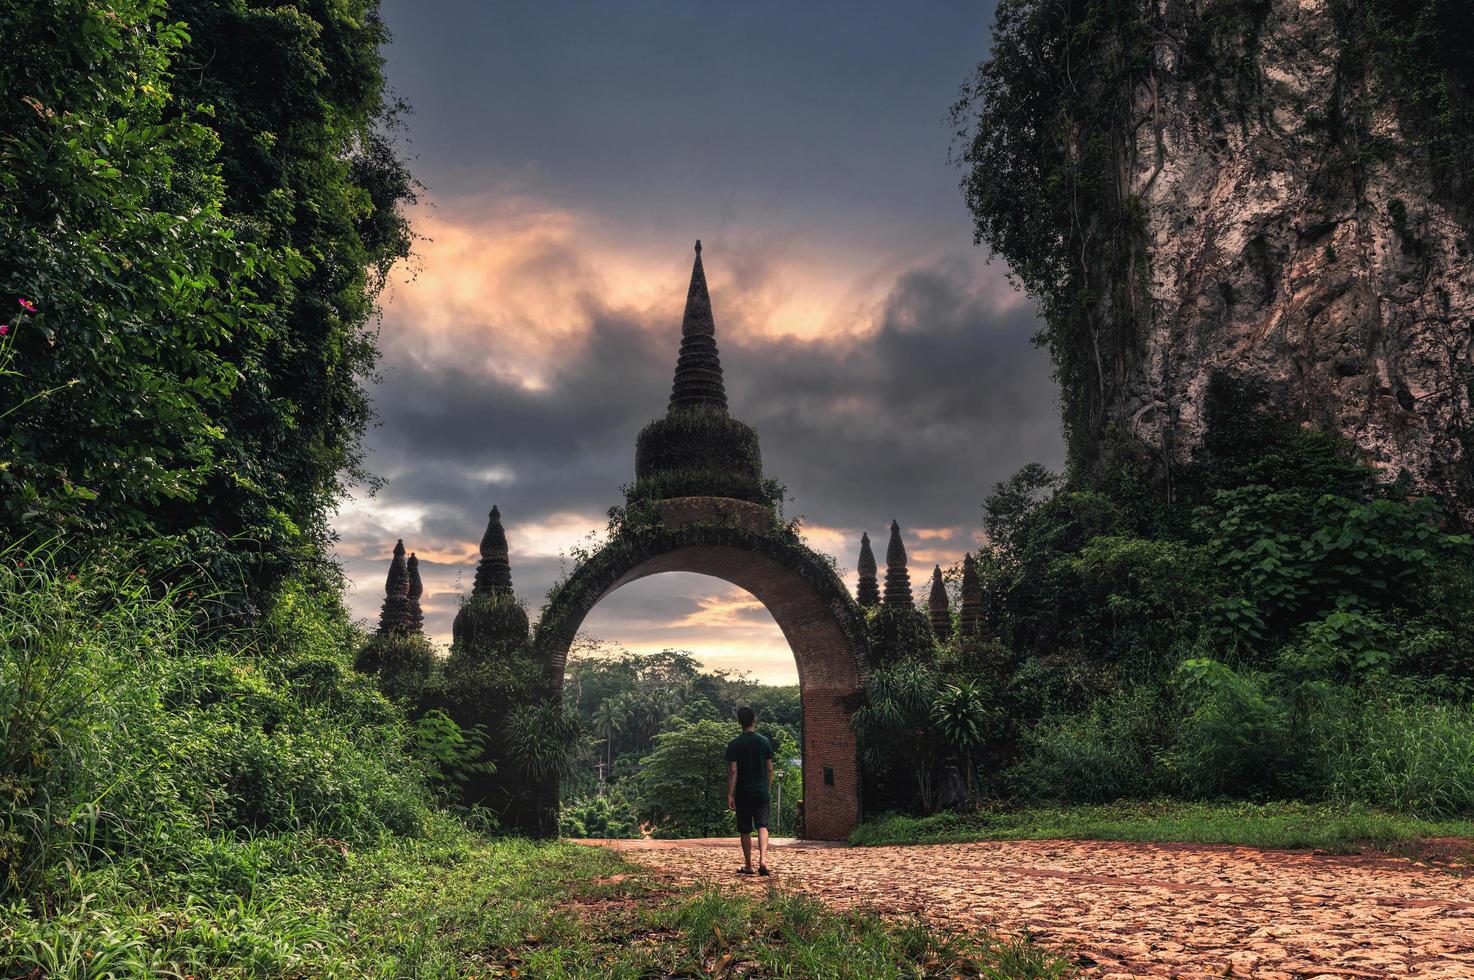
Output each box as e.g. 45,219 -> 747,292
1114,0 -> 1473,511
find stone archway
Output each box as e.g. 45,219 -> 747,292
534,498 -> 869,840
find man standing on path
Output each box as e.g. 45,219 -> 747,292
725,705 -> 774,876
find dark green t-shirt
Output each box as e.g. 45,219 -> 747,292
725,730 -> 773,801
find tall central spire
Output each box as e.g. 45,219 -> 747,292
669,240 -> 728,412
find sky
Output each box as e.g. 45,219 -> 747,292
332,0 -> 1064,683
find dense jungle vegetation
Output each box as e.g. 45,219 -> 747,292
557,647 -> 803,839
855,377 -> 1474,828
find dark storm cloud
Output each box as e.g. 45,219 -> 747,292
728,261 -> 1061,535
349,252 -> 1060,587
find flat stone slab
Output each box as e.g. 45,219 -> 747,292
590,836 -> 1474,978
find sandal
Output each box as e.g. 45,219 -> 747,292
736,867 -> 755,875
758,865 -> 770,876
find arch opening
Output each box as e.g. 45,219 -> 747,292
579,572 -> 796,684
536,527 -> 868,840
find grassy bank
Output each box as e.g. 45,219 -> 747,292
0,550 -> 1071,975
2,815 -> 1073,977
851,801 -> 1474,854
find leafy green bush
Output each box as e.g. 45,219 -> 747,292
1166,659 -> 1301,799
504,701 -> 585,783
1009,689 -> 1166,803
355,631 -> 437,688
0,0 -> 414,603
0,545 -> 432,901
631,719 -> 737,838
956,381 -> 1474,817
560,792 -> 641,839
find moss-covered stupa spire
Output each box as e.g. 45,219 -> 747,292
377,539 -> 413,635
406,552 -> 425,635
472,505 -> 513,596
452,504 -> 530,660
959,553 -> 986,639
669,240 -> 727,412
882,520 -> 912,608
632,242 -> 767,506
856,532 -> 880,608
928,565 -> 951,641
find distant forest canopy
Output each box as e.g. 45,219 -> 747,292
952,0 -> 1474,514
559,644 -> 802,838
0,0 -> 416,611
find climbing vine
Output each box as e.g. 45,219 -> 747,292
950,0 -> 1155,472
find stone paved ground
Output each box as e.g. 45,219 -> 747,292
591,837 -> 1474,978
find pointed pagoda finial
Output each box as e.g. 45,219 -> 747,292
378,539 -> 413,635
883,520 -> 912,608
959,553 -> 986,639
472,505 -> 514,596
856,531 -> 880,608
668,240 -> 727,411
406,553 -> 425,635
928,565 -> 951,641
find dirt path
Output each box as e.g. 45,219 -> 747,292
590,837 -> 1474,978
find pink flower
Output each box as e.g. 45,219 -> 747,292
0,325 -> 8,336
17,299 -> 35,313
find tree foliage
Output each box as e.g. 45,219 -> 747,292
0,0 -> 415,607
631,719 -> 738,838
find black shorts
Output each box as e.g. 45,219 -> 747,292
735,794 -> 770,833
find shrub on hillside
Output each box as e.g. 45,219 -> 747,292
1008,688 -> 1167,803
0,546 -> 433,901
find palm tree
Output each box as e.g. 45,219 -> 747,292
592,696 -> 630,779
931,682 -> 991,805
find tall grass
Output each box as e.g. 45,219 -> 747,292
0,544 -> 433,903
1327,700 -> 1474,817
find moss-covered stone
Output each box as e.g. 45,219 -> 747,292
959,553 -> 987,640
631,244 -> 778,508
856,532 -> 880,608
406,552 -> 425,635
882,520 -> 913,608
377,539 -> 414,636
631,408 -> 769,506
668,241 -> 728,412
472,506 -> 514,596
451,590 -> 531,663
928,565 -> 951,642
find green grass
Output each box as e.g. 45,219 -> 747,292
1,814 -> 1074,977
850,800 -> 1474,853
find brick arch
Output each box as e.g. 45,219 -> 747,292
534,513 -> 869,840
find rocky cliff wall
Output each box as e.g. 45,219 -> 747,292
957,0 -> 1474,518
1118,0 -> 1473,511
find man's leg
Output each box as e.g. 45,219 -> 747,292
736,798 -> 754,871
755,799 -> 771,872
